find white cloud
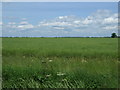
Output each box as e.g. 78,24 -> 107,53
52,26 -> 65,30
102,25 -> 117,30
39,21 -> 72,26
17,24 -> 34,29
8,22 -> 16,25
19,21 -> 29,25
2,9 -> 118,37
82,18 -> 93,24
103,17 -> 118,24
73,20 -> 81,24
58,16 -> 68,19
16,21 -> 34,29
4,21 -> 34,30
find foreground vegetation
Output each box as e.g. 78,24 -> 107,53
2,37 -> 119,88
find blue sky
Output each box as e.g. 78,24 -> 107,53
2,2 -> 118,37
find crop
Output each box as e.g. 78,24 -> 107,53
2,37 -> 119,88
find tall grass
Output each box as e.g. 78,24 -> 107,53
2,37 -> 119,88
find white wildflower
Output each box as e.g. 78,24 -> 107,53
57,72 -> 65,76
49,60 -> 53,62
81,59 -> 87,63
46,74 -> 51,77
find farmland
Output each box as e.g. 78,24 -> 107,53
2,37 -> 119,88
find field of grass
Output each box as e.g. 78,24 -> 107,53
2,37 -> 119,88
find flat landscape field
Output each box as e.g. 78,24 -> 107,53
2,37 -> 119,88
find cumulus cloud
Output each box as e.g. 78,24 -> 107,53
82,18 -> 93,24
103,17 -> 118,24
19,21 -> 29,25
16,21 -> 34,30
73,20 -> 80,24
17,24 -> 34,29
102,25 -> 117,30
2,9 -> 118,37
52,26 -> 65,30
38,21 -> 72,27
9,22 -> 15,24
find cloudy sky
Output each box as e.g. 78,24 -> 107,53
2,0 -> 119,2
1,2 -> 118,37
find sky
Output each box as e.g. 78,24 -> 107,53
2,0 -> 119,2
1,2 -> 118,37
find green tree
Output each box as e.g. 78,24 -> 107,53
111,33 -> 117,38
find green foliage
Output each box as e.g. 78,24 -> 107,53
111,33 -> 117,38
2,37 -> 119,88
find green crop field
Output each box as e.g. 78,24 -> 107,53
2,37 -> 119,88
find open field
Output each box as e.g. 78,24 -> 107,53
2,37 -> 119,88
